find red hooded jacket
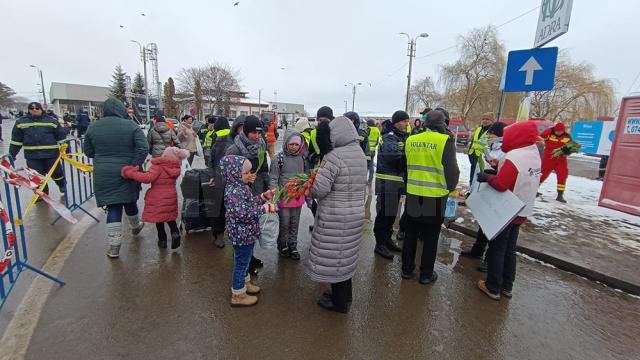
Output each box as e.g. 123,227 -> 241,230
122,157 -> 181,223
485,121 -> 540,223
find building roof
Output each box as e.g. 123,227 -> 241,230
49,82 -> 110,103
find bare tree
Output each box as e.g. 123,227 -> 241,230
0,82 -> 17,108
530,54 -> 616,122
439,26 -> 505,126
408,76 -> 442,114
176,63 -> 241,116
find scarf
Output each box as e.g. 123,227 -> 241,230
234,132 -> 266,160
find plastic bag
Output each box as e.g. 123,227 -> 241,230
259,212 -> 279,248
444,196 -> 457,218
196,139 -> 204,158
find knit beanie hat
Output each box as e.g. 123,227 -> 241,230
288,135 -> 303,146
243,115 -> 263,135
316,106 -> 334,120
391,110 -> 410,124
162,146 -> 189,161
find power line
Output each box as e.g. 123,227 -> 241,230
416,5 -> 540,60
369,5 -> 541,88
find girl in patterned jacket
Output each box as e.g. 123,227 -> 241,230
219,155 -> 276,307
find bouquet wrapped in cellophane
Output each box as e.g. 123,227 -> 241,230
552,140 -> 581,158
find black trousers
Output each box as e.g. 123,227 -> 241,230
485,223 -> 521,294
156,221 -> 179,241
469,228 -> 489,257
373,191 -> 402,245
468,154 -> 479,185
26,157 -> 65,193
331,278 -> 352,311
401,217 -> 443,276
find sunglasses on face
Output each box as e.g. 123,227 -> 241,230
29,107 -> 42,110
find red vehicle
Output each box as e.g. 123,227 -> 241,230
260,110 -> 279,128
448,118 -> 470,146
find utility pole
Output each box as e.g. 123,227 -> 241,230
131,40 -> 151,124
345,82 -> 362,112
29,65 -> 47,105
344,100 -> 348,113
400,32 -> 428,113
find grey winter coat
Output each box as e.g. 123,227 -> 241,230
309,116 -> 368,283
269,130 -> 307,189
148,121 -> 180,157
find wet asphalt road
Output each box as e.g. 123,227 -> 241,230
1,124 -> 638,359
14,206 -> 640,360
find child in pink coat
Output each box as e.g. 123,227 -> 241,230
122,147 -> 188,249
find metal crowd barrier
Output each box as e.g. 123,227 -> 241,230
52,137 -> 99,225
0,155 -> 65,310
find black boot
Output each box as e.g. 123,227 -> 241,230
322,290 -> 352,303
385,240 -> 402,253
251,256 -> 264,268
158,237 -> 167,249
556,190 -> 567,203
395,231 -> 405,242
317,295 -> 348,313
374,244 -> 394,260
419,271 -> 438,285
171,232 -> 181,249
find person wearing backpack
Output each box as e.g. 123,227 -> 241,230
269,131 -> 307,260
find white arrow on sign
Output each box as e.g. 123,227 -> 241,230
519,56 -> 543,85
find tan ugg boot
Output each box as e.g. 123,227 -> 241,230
230,287 -> 258,307
245,274 -> 261,295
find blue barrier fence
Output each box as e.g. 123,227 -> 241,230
0,155 -> 65,310
52,137 -> 99,225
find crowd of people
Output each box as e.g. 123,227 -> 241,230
7,96 -> 578,313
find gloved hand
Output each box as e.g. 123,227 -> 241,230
476,173 -> 487,183
262,203 -> 278,213
483,169 -> 497,175
305,197 -> 313,209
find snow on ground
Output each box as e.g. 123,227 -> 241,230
455,152 -> 640,252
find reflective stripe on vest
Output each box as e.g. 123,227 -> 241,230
375,173 -> 404,182
468,127 -> 487,156
23,144 -> 60,150
405,131 -> 449,197
16,122 -> 58,129
368,127 -> 381,152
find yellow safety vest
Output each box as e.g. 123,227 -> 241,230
368,126 -> 381,153
203,129 -> 215,149
309,129 -> 320,155
405,131 -> 449,197
468,127 -> 488,156
215,128 -> 231,138
406,123 -> 412,134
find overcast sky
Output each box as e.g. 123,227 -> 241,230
3,0 -> 639,116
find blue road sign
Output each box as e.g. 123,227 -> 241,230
504,47 -> 558,92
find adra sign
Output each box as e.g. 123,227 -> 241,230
534,0 -> 573,47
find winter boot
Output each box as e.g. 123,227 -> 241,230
556,191 -> 567,203
289,247 -> 301,261
230,287 -> 258,307
374,244 -> 394,260
213,234 -> 225,248
106,222 -> 123,259
126,214 -> 145,236
385,239 -> 402,253
171,232 -> 181,249
245,274 -> 261,295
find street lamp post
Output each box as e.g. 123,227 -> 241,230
345,82 -> 362,112
29,65 -> 47,105
131,40 -> 151,124
400,32 -> 429,113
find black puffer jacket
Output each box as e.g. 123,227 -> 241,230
375,121 -> 409,195
9,113 -> 66,160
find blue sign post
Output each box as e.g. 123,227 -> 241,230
504,47 -> 559,92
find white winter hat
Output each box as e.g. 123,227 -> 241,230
294,117 -> 312,132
